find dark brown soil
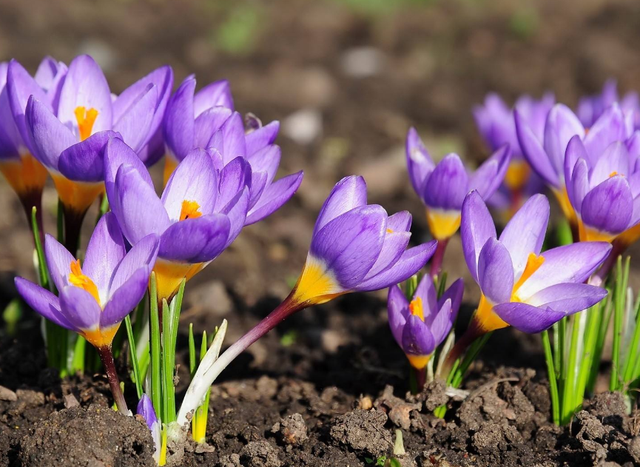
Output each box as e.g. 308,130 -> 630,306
2,0 -> 640,465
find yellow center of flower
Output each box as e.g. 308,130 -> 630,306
179,200 -> 203,221
426,208 -> 461,241
74,106 -> 99,141
504,160 -> 531,191
290,257 -> 345,306
0,153 -> 48,197
69,259 -> 101,305
512,253 -> 545,298
153,259 -> 206,303
409,296 -> 425,321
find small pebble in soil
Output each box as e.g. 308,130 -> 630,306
240,440 -> 282,467
330,409 -> 391,457
271,413 -> 308,446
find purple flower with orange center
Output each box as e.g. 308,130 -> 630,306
14,212 -> 159,413
177,175 -> 436,424
0,58 -> 64,231
388,275 -> 463,371
104,138 -> 251,303
516,102 -> 634,231
11,55 -> 172,250
457,191 -> 609,346
162,76 -> 303,225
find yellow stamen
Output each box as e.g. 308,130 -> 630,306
179,200 -> 202,221
51,173 -> 104,215
386,228 -> 394,234
409,296 -> 425,321
291,257 -> 344,306
0,153 -> 48,197
82,324 -> 120,348
513,253 -> 545,293
609,171 -> 619,178
407,354 -> 431,370
74,106 -> 99,141
69,259 -> 101,305
153,259 -> 206,303
504,160 -> 531,191
426,208 -> 461,241
163,155 -> 179,187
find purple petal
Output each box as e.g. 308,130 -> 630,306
220,188 -> 249,248
245,171 -> 303,225
112,83 -> 158,152
590,141 -> 631,187
438,277 -> 464,318
101,267 -> 150,328
413,274 -> 437,320
564,136 -> 588,208
527,283 -> 607,313
499,194 -> 549,279
194,107 -> 232,148
34,57 -> 60,91
162,149 -> 218,219
25,96 -> 76,170
14,277 -> 73,331
246,121 -> 279,156
313,175 -> 367,234
158,214 -> 231,263
387,211 -> 412,232
114,164 -> 170,244
0,85 -> 21,159
137,394 -> 159,431
58,130 -> 119,182
365,230 -> 411,281
401,315 -> 435,356
104,137 -> 154,205
584,104 -> 627,160
569,158 -> 590,215
581,176 -> 633,235
163,76 -> 195,160
6,60 -> 49,150
543,104 -> 585,181
423,154 -> 469,210
429,299 -> 454,345
356,241 -> 437,292
477,238 -> 514,305
516,242 -> 612,298
109,234 -> 159,295
493,302 -> 566,333
468,144 -> 511,200
214,156 -> 251,211
83,212 -> 126,294
207,112 -> 246,164
387,285 -> 409,347
44,234 -> 74,292
193,79 -> 234,116
405,127 -> 434,195
515,109 -> 559,187
57,55 -> 113,134
59,285 -> 102,331
246,144 -> 281,186
460,191 -> 497,283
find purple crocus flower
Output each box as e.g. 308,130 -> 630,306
459,191 -> 610,337
12,55 -> 172,247
388,275 -> 463,370
406,128 -> 511,241
177,175 -> 436,425
162,76 -> 303,226
137,394 -> 161,463
14,212 -> 158,413
104,137 -> 250,302
0,58 -> 64,229
577,80 -> 640,129
474,93 -> 553,217
516,102 -> 634,228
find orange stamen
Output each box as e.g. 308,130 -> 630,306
409,296 -> 425,321
74,106 -> 99,141
513,253 -> 545,293
69,259 -> 101,305
179,200 -> 203,221
609,171 -> 619,178
386,228 -> 394,234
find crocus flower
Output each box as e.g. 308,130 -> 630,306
516,102 -> 634,229
162,76 -> 303,225
0,58 -> 64,230
177,175 -> 437,425
474,93 -> 553,217
15,212 -> 159,412
388,275 -> 463,371
13,55 -> 172,250
104,137 -> 250,302
577,79 -> 640,129
137,395 -> 161,463
459,191 -> 610,338
406,128 -> 511,241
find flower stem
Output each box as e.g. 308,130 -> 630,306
61,204 -> 88,256
429,238 -> 449,279
97,345 -> 129,414
541,330 -> 560,425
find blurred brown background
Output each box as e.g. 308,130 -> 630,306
1,0 -> 640,331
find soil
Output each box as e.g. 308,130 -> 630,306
2,0 -> 640,465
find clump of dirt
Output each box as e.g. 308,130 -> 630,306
19,404 -> 155,467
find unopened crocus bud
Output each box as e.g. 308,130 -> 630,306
388,275 -> 463,370
137,394 -> 161,463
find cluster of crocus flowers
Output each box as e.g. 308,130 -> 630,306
387,275 -> 463,386
15,212 -> 159,413
177,176 -> 436,425
405,127 -> 510,275
457,191 -> 609,343
473,92 -> 553,217
577,79 -> 640,129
